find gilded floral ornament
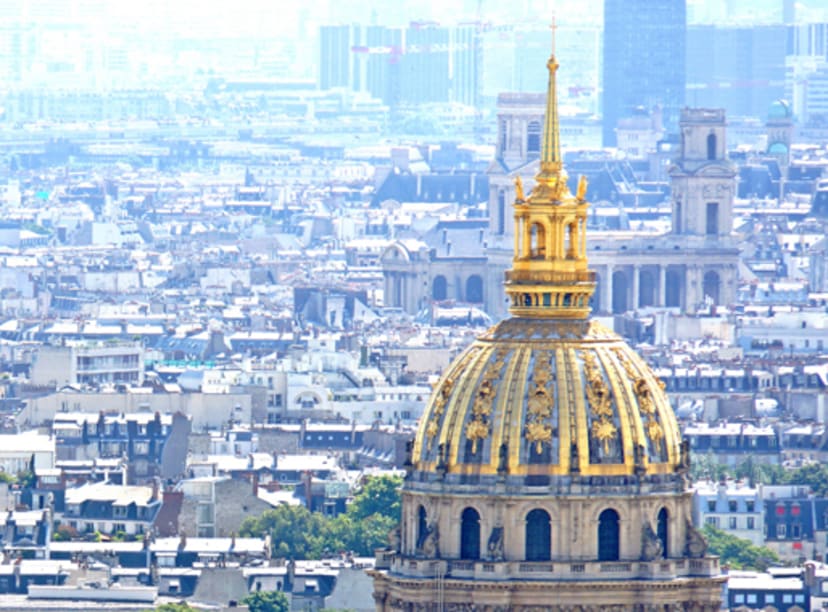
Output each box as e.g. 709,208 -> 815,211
647,419 -> 664,454
465,418 -> 490,454
591,419 -> 618,454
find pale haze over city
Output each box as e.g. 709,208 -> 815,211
2,1 -> 828,611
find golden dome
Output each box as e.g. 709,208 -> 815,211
411,318 -> 681,479
410,40 -> 683,483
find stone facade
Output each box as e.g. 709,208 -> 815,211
484,106 -> 740,320
379,101 -> 744,320
178,477 -> 270,538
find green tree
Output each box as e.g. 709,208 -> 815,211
239,505 -> 327,559
150,603 -> 195,612
322,514 -> 357,555
689,451 -> 727,482
352,513 -> 398,556
16,469 -> 35,489
241,590 -> 289,612
787,463 -> 828,496
348,475 -> 402,522
702,524 -> 780,571
240,474 -> 404,559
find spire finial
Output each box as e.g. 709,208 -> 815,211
539,17 -> 561,174
550,17 -> 557,56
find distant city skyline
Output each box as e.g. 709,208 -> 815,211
1,0 -> 828,128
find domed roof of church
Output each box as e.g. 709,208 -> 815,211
409,48 -> 683,484
768,99 -> 791,120
411,318 -> 681,479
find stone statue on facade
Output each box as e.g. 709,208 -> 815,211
487,523 -> 505,561
684,519 -> 708,558
640,520 -> 663,561
387,525 -> 401,553
421,521 -> 440,558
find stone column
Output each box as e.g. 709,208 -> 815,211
659,265 -> 667,307
522,216 -> 531,259
632,265 -> 640,311
604,265 -> 614,314
686,266 -> 700,314
384,272 -> 392,307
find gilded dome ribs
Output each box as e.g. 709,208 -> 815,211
503,347 -> 531,472
559,347 -> 576,473
613,347 -> 668,462
450,348 -> 491,465
581,350 -> 620,462
422,347 -> 478,457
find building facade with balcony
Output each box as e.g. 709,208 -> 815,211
30,342 -> 144,388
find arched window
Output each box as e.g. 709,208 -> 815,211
705,202 -> 719,236
657,508 -> 668,558
703,271 -> 720,304
465,275 -> 484,304
598,508 -> 620,561
665,268 -> 683,308
417,505 -> 428,550
525,509 -> 551,561
707,133 -> 717,160
460,507 -> 481,560
530,223 -> 546,258
432,276 -> 447,301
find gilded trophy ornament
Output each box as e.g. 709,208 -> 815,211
614,348 -> 667,456
581,351 -> 618,458
466,378 -> 494,453
525,353 -> 556,453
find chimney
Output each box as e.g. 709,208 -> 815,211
252,472 -> 259,497
151,477 -> 160,502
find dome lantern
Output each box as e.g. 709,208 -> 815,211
505,29 -> 596,320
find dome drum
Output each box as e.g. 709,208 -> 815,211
391,488 -> 715,573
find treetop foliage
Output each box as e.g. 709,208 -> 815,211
239,474 -> 402,559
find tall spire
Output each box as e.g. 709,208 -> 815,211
504,39 -> 596,320
540,19 -> 561,174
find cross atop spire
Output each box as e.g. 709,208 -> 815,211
550,17 -> 557,56
539,16 -> 561,175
